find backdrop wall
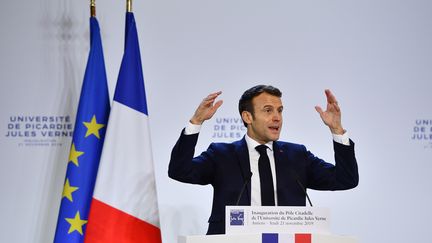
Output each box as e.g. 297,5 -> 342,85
1,0 -> 431,242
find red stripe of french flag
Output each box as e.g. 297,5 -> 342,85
85,199 -> 160,243
295,234 -> 312,243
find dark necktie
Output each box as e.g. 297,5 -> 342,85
255,145 -> 275,206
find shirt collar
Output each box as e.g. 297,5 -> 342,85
245,133 -> 273,152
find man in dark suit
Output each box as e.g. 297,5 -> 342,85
168,85 -> 359,235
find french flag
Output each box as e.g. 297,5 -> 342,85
263,233 -> 311,243
84,12 -> 162,243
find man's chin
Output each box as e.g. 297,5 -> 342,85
270,135 -> 280,141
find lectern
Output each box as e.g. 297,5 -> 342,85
179,206 -> 358,243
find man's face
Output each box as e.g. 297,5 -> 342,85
243,92 -> 283,144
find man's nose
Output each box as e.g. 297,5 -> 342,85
272,112 -> 281,121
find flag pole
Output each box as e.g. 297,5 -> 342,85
126,0 -> 132,12
90,0 -> 96,17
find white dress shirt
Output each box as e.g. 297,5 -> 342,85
244,134 -> 278,206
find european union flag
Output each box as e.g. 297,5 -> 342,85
53,16 -> 110,243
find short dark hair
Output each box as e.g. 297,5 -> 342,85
238,85 -> 282,126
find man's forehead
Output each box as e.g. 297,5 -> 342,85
252,93 -> 283,106
263,103 -> 283,108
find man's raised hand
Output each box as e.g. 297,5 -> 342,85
190,91 -> 224,125
315,89 -> 345,135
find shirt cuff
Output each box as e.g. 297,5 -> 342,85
332,131 -> 350,145
184,121 -> 202,135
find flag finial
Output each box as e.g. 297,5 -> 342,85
126,0 -> 132,12
90,0 -> 96,17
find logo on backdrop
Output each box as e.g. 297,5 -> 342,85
212,117 -> 246,141
4,115 -> 73,147
411,119 -> 432,149
230,209 -> 245,226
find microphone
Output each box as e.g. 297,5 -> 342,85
235,172 -> 253,205
290,171 -> 313,207
296,178 -> 313,207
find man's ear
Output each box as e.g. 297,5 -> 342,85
241,111 -> 252,125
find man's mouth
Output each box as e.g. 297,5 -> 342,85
269,126 -> 279,132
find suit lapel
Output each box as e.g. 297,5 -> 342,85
234,137 -> 252,204
273,142 -> 283,167
273,142 -> 284,205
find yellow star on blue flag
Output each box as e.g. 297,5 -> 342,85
62,178 -> 79,202
65,211 -> 88,235
83,115 -> 105,139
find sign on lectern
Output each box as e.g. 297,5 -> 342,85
226,206 -> 331,235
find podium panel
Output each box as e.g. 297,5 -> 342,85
226,206 -> 331,235
179,233 -> 358,243
180,207 -> 358,243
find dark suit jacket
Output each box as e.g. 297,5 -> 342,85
168,130 -> 359,235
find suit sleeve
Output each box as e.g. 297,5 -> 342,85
306,139 -> 359,190
168,129 -> 215,185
